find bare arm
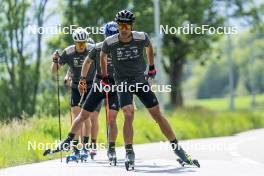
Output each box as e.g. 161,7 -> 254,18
100,51 -> 108,76
145,42 -> 154,66
81,56 -> 93,78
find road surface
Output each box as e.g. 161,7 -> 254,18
1,129 -> 264,176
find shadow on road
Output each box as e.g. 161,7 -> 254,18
134,164 -> 197,174
62,158 -> 198,174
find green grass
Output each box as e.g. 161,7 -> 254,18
1,108 -> 264,168
186,94 -> 264,111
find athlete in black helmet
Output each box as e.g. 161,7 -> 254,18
100,9 -> 200,170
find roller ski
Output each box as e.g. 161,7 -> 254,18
66,149 -> 80,164
43,137 -> 72,156
125,150 -> 135,171
89,149 -> 97,160
89,143 -> 97,160
107,148 -> 117,166
174,145 -> 200,168
43,148 -> 61,156
80,149 -> 89,163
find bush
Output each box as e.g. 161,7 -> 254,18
0,108 -> 264,168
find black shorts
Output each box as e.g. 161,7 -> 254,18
71,87 -> 102,112
118,81 -> 159,108
82,84 -> 119,112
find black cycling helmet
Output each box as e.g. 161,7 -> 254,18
115,10 -> 135,24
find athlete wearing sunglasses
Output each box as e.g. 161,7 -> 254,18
100,10 -> 200,170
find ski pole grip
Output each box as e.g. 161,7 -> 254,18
55,50 -> 60,57
53,50 -> 61,64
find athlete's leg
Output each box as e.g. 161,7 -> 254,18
147,105 -> 175,140
90,111 -> 99,142
70,87 -> 83,142
135,82 -> 175,140
70,109 -> 92,134
135,82 -> 198,165
82,117 -> 91,141
109,109 -> 118,142
71,106 -> 82,139
122,105 -> 134,144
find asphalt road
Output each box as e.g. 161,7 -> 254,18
1,129 -> 264,176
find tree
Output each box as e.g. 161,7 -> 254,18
47,0 -> 263,108
0,0 -> 49,120
158,0 -> 223,107
0,0 -> 31,119
32,0 -> 49,114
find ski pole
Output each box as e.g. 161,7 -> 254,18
79,93 -> 85,141
67,77 -> 73,124
105,91 -> 110,149
55,50 -> 62,162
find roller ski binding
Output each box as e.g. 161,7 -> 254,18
80,148 -> 89,163
107,148 -> 117,166
89,149 -> 96,160
174,145 -> 200,168
66,149 -> 80,164
125,150 -> 135,171
89,143 -> 97,160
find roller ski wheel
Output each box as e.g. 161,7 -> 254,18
125,160 -> 134,171
125,151 -> 135,171
66,154 -> 79,164
110,157 -> 117,166
80,150 -> 89,163
90,150 -> 96,160
107,149 -> 117,166
174,144 -> 200,168
108,155 -> 117,166
177,158 -> 200,168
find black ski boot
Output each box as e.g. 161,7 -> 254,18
125,150 -> 135,171
107,148 -> 117,166
173,144 -> 200,168
43,133 -> 74,156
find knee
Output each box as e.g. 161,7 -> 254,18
78,109 -> 91,122
90,112 -> 98,123
109,111 -> 117,124
109,117 -> 116,126
122,106 -> 134,122
71,107 -> 80,117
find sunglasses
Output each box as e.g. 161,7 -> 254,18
75,42 -> 86,47
118,23 -> 132,30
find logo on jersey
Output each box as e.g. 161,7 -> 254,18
116,46 -> 140,61
73,57 -> 84,67
73,58 -> 79,66
111,103 -> 116,108
132,48 -> 138,55
117,50 -> 123,58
